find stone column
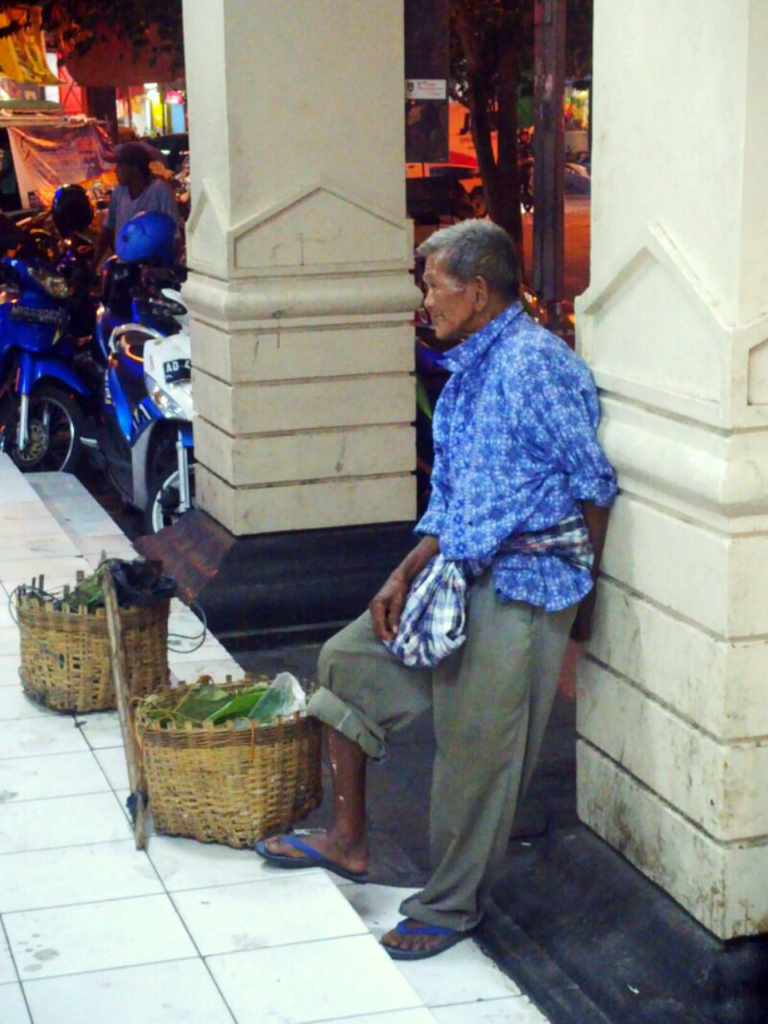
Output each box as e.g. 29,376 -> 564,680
575,0 -> 768,940
180,0 -> 419,536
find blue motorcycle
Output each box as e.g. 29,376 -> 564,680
0,255 -> 92,472
0,184 -> 99,473
88,211 -> 193,533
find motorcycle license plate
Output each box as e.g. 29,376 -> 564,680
10,305 -> 67,326
163,358 -> 191,383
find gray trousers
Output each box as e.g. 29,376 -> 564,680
307,572 -> 576,931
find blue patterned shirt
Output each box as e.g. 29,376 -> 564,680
415,302 -> 618,611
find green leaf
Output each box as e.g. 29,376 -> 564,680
206,686 -> 269,724
175,684 -> 231,722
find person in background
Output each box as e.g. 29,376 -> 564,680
93,142 -> 179,266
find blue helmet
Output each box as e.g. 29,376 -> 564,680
116,210 -> 177,266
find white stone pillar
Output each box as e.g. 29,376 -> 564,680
576,0 -> 768,940
180,0 -> 419,535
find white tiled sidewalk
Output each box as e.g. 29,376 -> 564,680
0,456 -> 549,1024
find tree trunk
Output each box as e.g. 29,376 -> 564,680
468,73 -> 500,217
84,86 -> 118,142
494,2 -> 522,252
454,8 -> 500,220
453,0 -> 523,256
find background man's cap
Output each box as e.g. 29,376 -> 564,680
109,142 -> 154,169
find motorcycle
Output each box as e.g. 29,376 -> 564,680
97,320 -> 193,533
88,210 -> 195,533
94,256 -> 187,364
0,185 -> 99,472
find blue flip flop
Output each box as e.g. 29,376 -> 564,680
383,919 -> 470,961
254,834 -> 370,884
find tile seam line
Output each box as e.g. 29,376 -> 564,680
0,915 -> 21,985
164,874 -> 367,897
195,419 -> 414,439
146,869 -> 329,896
578,737 -> 768,848
334,991 -> 530,1013
0,913 -> 34,1022
152,853 -> 239,1024
0,786 -> 116,803
597,572 -> 768,642
0,747 -> 102,761
194,924 -> 372,959
13,931 -> 379,985
17,953 -> 202,987
1,883 -> 167,918
0,835 -> 135,858
613,486 -> 741,537
582,653 -> 768,747
599,386 -> 768,437
0,835 -> 137,858
197,369 -> 415,387
199,466 -> 414,490
297,992 -> 527,1024
0,746 -> 99,761
203,929 -> 394,961
297,1002 -> 431,1024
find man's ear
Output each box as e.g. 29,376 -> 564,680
473,276 -> 490,311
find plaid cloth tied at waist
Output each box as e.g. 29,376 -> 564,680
383,514 -> 592,668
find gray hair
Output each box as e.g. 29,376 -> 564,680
417,220 -> 520,300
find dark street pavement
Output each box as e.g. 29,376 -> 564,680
237,640 -> 582,889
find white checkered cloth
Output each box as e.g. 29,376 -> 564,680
383,515 -> 592,668
382,554 -> 477,668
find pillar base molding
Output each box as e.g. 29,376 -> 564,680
183,269 -> 421,330
577,740 -> 768,940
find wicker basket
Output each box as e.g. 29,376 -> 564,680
17,587 -> 170,713
135,679 -> 323,848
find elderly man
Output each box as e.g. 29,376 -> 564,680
257,220 -> 617,960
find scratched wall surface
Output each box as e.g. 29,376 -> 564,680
574,0 -> 768,939
180,0 -> 420,535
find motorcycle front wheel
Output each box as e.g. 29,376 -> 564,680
145,460 -> 196,534
2,385 -> 84,473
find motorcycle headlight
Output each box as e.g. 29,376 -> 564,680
145,373 -> 185,419
27,265 -> 71,299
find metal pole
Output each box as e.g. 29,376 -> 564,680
533,0 -> 566,327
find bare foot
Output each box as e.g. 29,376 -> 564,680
264,830 -> 368,875
381,918 -> 457,957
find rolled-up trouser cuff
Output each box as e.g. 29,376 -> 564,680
307,687 -> 387,760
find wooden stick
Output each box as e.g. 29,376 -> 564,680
102,559 -> 147,850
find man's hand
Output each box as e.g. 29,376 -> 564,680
570,586 -> 597,643
369,535 -> 439,642
571,502 -> 611,643
369,573 -> 408,641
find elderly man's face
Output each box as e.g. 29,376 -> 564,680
422,253 -> 483,348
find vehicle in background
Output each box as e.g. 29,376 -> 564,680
95,317 -> 194,534
150,133 -> 189,174
406,175 -> 474,226
87,209 -> 195,533
0,185 -> 100,473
